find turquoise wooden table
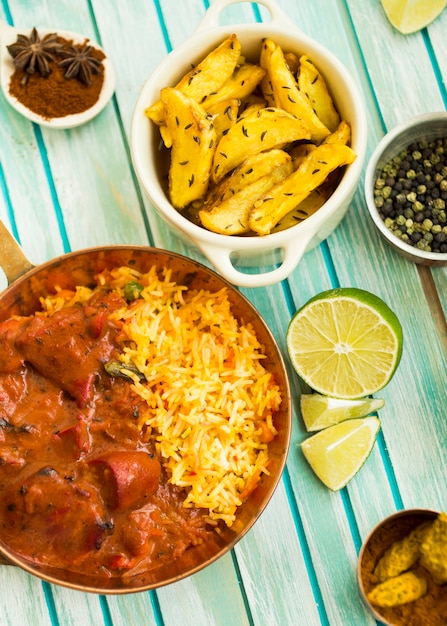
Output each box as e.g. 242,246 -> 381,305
0,0 -> 446,624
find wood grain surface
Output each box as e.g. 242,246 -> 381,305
0,0 -> 446,624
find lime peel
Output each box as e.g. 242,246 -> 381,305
300,416 -> 381,491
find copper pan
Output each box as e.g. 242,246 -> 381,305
0,221 -> 291,594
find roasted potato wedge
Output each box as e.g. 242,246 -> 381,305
323,119 -> 351,146
161,87 -> 216,210
259,38 -> 276,108
239,93 -> 266,114
288,143 -> 317,169
202,63 -> 266,111
249,143 -> 356,235
203,149 -> 292,209
284,51 -> 300,74
260,39 -> 330,143
200,159 -> 293,235
286,118 -> 351,171
145,34 -> 242,126
159,124 -> 174,149
238,101 -> 266,120
212,107 -> 310,182
298,55 -> 340,133
206,98 -> 239,141
271,187 -> 330,232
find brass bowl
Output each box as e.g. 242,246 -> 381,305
0,234 -> 291,593
358,508 -> 440,626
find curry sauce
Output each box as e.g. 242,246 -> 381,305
0,289 -> 212,577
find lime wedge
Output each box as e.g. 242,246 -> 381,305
301,394 -> 385,431
300,416 -> 381,491
381,0 -> 446,34
286,288 -> 403,399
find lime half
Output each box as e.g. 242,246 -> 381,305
301,416 -> 381,491
287,288 -> 403,399
300,393 -> 385,431
381,0 -> 446,34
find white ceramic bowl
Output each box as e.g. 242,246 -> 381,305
131,0 -> 367,287
365,112 -> 447,266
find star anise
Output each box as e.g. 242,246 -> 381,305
7,27 -> 62,76
57,44 -> 102,86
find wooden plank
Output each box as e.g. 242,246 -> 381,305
156,553 -> 250,626
157,0 -> 208,49
329,0 -> 447,512
106,592 -> 158,626
0,567 -> 52,626
0,1 -> 446,625
50,587 -> 107,625
347,0 -> 445,128
0,87 -> 66,265
234,484 -> 324,626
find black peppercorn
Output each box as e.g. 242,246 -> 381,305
373,136 -> 447,252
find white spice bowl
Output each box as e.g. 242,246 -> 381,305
130,0 -> 367,288
365,111 -> 447,266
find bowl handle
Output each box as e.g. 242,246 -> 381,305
0,220 -> 35,285
197,233 -> 317,288
195,0 -> 294,32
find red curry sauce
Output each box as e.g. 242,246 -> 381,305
0,290 -> 212,577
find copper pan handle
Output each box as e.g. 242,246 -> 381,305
0,220 -> 35,285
